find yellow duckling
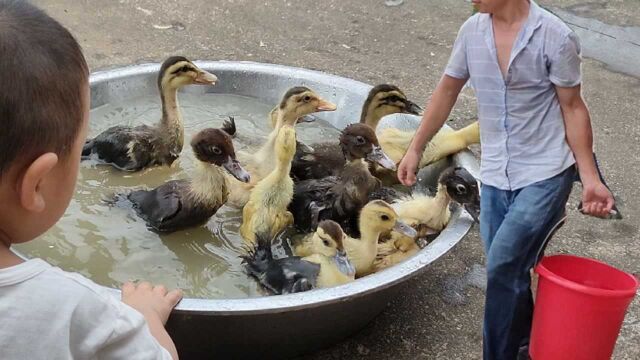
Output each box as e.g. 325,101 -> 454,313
240,125 -> 297,244
226,87 -> 336,207
344,200 -> 417,277
374,167 -> 480,271
359,84 -> 480,169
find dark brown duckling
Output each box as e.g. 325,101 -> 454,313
113,128 -> 250,233
290,84 -> 422,181
288,123 -> 396,236
82,56 -> 218,171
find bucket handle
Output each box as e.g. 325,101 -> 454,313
534,212 -> 568,266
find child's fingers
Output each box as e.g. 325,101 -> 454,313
137,281 -> 153,291
165,289 -> 183,308
121,281 -> 135,296
153,285 -> 168,296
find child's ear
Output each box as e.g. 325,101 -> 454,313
17,153 -> 59,213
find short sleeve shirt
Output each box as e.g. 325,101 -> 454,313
445,0 -> 580,190
0,258 -> 173,359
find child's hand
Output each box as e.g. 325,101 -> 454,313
121,281 -> 183,325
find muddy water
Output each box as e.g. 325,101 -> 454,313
15,92 -> 342,299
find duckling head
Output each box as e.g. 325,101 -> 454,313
278,87 -> 337,124
360,200 -> 417,238
158,56 -> 218,91
191,128 -> 251,183
440,167 -> 480,222
360,84 -> 423,129
310,220 -> 346,257
340,123 -> 396,170
274,125 -> 298,165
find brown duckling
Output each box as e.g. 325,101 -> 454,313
82,56 -> 218,171
114,128 -> 250,233
289,84 -> 422,181
242,220 -> 355,294
344,200 -> 417,277
288,123 -> 396,236
374,167 -> 480,271
240,125 -> 297,244
226,87 -> 336,208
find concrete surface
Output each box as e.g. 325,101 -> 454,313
31,0 -> 639,358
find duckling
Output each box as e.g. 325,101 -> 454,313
82,56 -> 217,171
344,200 -> 417,277
240,125 -> 297,244
289,124 -> 396,236
373,167 -> 480,271
113,128 -> 250,233
226,87 -> 336,208
243,221 -> 356,294
289,84 -> 422,181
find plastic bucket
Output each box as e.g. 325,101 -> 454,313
530,255 -> 639,360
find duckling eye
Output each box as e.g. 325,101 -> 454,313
322,239 -> 330,246
381,214 -> 390,221
355,136 -> 366,145
302,95 -> 312,102
456,184 -> 467,194
181,65 -> 191,72
211,146 -> 222,155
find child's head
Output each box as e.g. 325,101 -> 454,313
0,0 -> 89,245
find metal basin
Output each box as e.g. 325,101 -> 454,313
86,61 -> 479,359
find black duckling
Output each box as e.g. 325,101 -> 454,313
82,56 -> 218,171
289,84 -> 422,181
288,123 -> 396,236
242,220 -> 355,294
115,128 -> 250,233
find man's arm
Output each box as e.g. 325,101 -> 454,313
397,74 -> 467,186
556,85 -> 614,218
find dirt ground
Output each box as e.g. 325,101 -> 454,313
32,0 -> 639,359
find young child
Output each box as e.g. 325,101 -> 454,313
397,0 -> 614,359
0,1 -> 182,359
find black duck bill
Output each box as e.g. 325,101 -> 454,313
223,157 -> 251,183
403,99 -> 423,116
393,220 -> 418,238
367,145 -> 396,170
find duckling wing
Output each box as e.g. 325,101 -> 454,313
290,176 -> 338,232
291,142 -> 345,181
128,180 -> 189,232
83,125 -> 157,171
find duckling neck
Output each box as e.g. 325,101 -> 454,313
274,111 -> 299,129
189,161 -> 228,206
159,86 -> 184,151
433,183 -> 452,209
360,104 -> 384,130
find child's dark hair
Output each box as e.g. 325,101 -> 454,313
0,0 -> 89,176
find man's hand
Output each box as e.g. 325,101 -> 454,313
581,180 -> 615,218
397,149 -> 421,186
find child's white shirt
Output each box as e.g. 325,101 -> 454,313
0,258 -> 173,359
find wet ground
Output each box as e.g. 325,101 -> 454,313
32,0 -> 640,359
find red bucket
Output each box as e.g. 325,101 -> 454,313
530,255 -> 639,360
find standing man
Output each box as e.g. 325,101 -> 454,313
397,1 -> 614,359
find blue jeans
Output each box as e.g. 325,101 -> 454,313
480,166 -> 576,360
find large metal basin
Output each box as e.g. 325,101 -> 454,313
85,61 -> 479,359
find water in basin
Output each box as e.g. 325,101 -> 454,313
15,92 -> 342,299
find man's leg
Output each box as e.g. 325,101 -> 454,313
479,184 -> 509,254
483,167 -> 575,360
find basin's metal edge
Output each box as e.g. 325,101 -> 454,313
39,61 -> 476,315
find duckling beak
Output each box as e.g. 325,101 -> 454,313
194,70 -> 218,85
463,192 -> 481,223
367,146 -> 396,170
333,250 -> 356,277
223,157 -> 251,183
393,220 -> 418,239
403,99 -> 423,116
315,99 -> 337,112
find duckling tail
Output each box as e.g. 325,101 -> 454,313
221,116 -> 237,137
82,138 -> 95,159
241,232 -> 273,276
